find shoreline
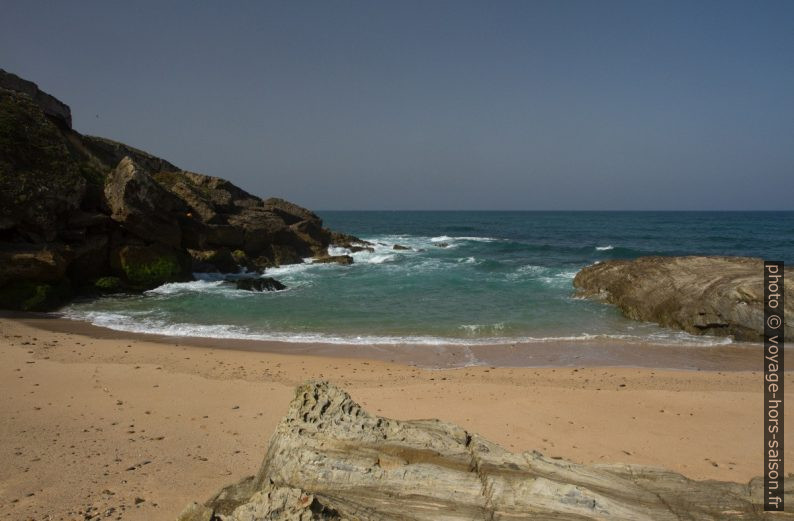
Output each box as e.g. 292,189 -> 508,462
11,311 -> 769,372
1,313 -> 791,520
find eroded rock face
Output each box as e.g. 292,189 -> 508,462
180,382 -> 792,521
154,170 -> 335,266
0,70 -> 360,310
573,256 -> 793,342
0,245 -> 68,286
189,248 -> 240,274
104,157 -> 187,248
0,89 -> 87,242
82,135 -> 179,174
265,198 -> 321,225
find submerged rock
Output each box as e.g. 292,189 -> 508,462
234,277 -> 286,292
392,244 -> 410,250
179,381 -> 791,521
574,255 -> 793,341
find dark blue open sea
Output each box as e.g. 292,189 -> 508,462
65,211 -> 793,346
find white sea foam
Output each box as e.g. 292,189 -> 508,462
430,235 -> 498,243
459,323 -> 505,334
460,347 -> 482,367
367,254 -> 395,264
145,279 -> 227,296
455,236 -> 499,242
595,245 -> 614,251
509,264 -> 549,277
327,245 -> 352,256
508,265 -> 577,285
265,260 -> 320,277
362,234 -> 501,253
62,308 -> 735,348
61,228 -> 740,353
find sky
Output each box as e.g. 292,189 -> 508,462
1,1 -> 793,210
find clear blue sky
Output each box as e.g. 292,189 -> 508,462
2,1 -> 792,210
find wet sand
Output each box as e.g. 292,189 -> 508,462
0,313 -> 790,520
24,311 -> 764,371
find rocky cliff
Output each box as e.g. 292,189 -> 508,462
178,381 -> 791,521
573,256 -> 793,342
0,69 -> 362,310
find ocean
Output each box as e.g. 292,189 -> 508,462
64,211 -> 793,347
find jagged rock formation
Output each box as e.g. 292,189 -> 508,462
0,69 -> 72,127
178,381 -> 792,521
312,255 -> 354,265
0,69 -> 365,310
574,256 -> 793,342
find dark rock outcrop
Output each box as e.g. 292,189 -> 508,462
265,197 -> 321,225
82,135 -> 179,175
189,248 -> 240,274
110,243 -> 192,289
178,381 -> 792,520
234,277 -> 286,292
574,256 -> 793,341
0,69 -> 72,128
312,255 -> 353,265
0,88 -> 89,241
0,70 -> 359,309
328,231 -> 373,250
104,157 -> 188,248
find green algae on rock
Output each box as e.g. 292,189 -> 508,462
0,280 -> 71,311
113,245 -> 191,290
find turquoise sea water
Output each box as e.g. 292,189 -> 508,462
65,211 -> 793,346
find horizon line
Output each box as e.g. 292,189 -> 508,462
314,209 -> 794,212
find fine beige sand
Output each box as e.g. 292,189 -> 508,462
1,314 -> 791,521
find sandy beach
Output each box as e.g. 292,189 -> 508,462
0,313 -> 788,520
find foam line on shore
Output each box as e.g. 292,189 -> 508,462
61,309 -> 735,347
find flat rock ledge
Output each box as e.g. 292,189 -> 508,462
178,381 -> 791,521
574,255 -> 793,342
